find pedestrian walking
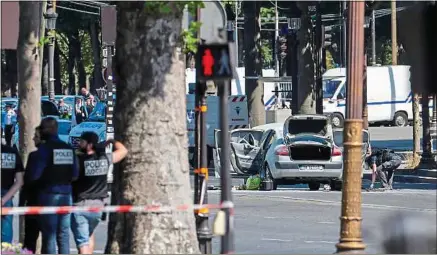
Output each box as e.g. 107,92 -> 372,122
1,142 -> 24,243
27,117 -> 79,254
71,132 -> 128,254
3,104 -> 16,146
367,148 -> 402,190
20,126 -> 44,252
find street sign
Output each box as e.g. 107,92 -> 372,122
196,43 -> 233,81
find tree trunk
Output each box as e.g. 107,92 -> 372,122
41,46 -> 48,96
412,93 -> 421,165
296,2 -> 316,114
67,34 -> 76,95
90,21 -> 104,94
104,3 -> 199,254
5,50 -> 18,97
71,30 -> 87,88
17,0 -> 41,179
38,0 -> 47,95
243,1 -> 265,127
54,41 -> 62,94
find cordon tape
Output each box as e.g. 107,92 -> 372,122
1,202 -> 234,216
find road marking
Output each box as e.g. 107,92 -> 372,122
304,240 -> 337,244
231,194 -> 437,213
317,221 -> 335,224
261,238 -> 292,242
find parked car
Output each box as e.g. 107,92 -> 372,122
213,114 -> 343,191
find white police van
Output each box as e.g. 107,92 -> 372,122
322,65 -> 432,128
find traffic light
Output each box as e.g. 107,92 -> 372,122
196,44 -> 233,81
322,25 -> 333,48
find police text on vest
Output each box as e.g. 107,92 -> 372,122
53,149 -> 74,165
1,153 -> 16,169
84,159 -> 108,176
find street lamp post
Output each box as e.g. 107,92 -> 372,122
336,1 -> 366,254
45,3 -> 58,101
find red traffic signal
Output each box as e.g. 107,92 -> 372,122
196,43 -> 233,81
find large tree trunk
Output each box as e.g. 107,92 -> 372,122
412,93 -> 421,166
67,35 -> 76,95
41,46 -> 48,96
54,41 -> 62,94
17,1 -> 41,177
104,3 -> 199,254
243,1 -> 265,127
5,50 -> 18,97
71,30 -> 87,88
89,21 -> 104,94
296,2 -> 316,114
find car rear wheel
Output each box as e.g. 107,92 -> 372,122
308,182 -> 320,191
265,164 -> 278,190
331,113 -> 344,128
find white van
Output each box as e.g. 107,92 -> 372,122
323,65 -> 420,128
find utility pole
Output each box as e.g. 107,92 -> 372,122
45,0 -> 57,101
363,53 -> 368,129
315,3 -> 323,114
371,9 -> 376,66
235,0 -> 239,67
336,1 -> 366,253
274,0 -> 279,106
391,0 -> 397,65
342,1 -> 347,67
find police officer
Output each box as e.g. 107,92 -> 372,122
20,126 -> 44,252
1,139 -> 24,243
368,148 -> 402,190
71,132 -> 127,254
27,117 -> 79,254
3,104 -> 17,146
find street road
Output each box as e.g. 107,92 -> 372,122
11,177 -> 436,254
369,126 -> 435,151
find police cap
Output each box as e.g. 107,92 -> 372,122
80,131 -> 99,145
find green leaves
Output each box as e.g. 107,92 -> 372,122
181,21 -> 202,54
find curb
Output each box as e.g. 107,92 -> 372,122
363,173 -> 437,184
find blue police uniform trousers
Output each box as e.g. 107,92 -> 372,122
1,189 -> 13,243
39,192 -> 72,254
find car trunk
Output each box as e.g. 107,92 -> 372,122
284,118 -> 333,161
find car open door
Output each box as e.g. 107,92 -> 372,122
214,128 -> 265,177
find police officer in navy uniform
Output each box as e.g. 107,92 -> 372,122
1,137 -> 24,243
27,117 -> 79,254
20,126 -> 44,252
71,132 -> 127,254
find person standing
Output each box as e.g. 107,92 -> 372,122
3,104 -> 16,146
80,88 -> 92,100
75,98 -> 87,124
85,98 -> 94,114
27,117 -> 79,254
1,142 -> 24,243
20,126 -> 44,252
71,132 -> 128,254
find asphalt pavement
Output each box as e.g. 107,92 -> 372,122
10,176 -> 436,254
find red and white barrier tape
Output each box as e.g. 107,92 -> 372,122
1,202 -> 234,216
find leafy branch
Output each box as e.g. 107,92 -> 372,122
181,21 -> 202,54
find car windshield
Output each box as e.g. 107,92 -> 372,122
87,102 -> 106,122
288,119 -> 327,136
323,79 -> 342,99
333,130 -> 369,148
57,121 -> 71,135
